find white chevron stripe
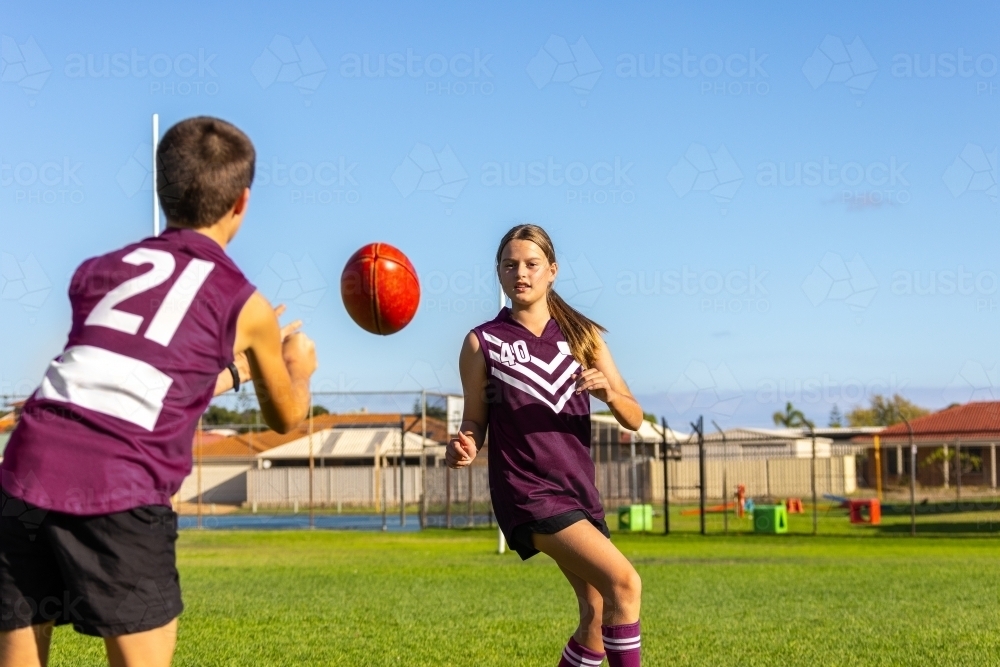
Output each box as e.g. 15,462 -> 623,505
531,352 -> 567,373
491,366 -> 577,413
482,331 -> 504,346
487,350 -> 579,396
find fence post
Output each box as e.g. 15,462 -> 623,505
308,406 -> 315,529
399,415 -> 406,528
810,425 -> 817,536
381,455 -> 388,532
421,390 -> 427,528
629,437 -> 637,505
196,417 -> 203,530
445,467 -> 452,529
661,418 -> 670,536
467,465 -> 474,528
691,416 -> 705,536
711,421 -> 727,535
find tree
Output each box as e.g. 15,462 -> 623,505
921,447 -> 982,478
828,404 -> 843,428
412,399 -> 447,420
311,405 -> 330,417
772,402 -> 808,428
847,394 -> 929,427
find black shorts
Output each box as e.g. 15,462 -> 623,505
510,509 -> 611,561
0,487 -> 183,637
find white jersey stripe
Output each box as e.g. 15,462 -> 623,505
490,366 -> 577,413
37,345 -> 173,431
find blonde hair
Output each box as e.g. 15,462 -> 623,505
495,224 -> 606,368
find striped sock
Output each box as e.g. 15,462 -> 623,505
558,636 -> 605,667
602,620 -> 641,667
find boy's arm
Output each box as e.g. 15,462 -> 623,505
231,291 -> 317,434
214,305 -> 294,396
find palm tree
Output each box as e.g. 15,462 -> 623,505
772,402 -> 808,428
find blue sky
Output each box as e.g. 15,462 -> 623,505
1,1 -> 998,427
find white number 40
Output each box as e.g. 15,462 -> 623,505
500,340 -> 530,366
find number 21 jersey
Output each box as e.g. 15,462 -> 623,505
0,228 -> 256,515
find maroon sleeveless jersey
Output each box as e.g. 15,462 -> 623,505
0,228 -> 255,515
472,308 -> 604,539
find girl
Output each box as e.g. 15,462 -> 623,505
447,224 -> 645,667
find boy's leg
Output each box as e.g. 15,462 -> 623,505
0,622 -> 54,667
104,618 -> 177,667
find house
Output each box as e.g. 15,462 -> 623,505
852,401 -> 1000,490
177,413 -> 448,505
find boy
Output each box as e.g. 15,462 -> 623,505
0,116 -> 316,667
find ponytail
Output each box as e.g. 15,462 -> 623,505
496,224 -> 606,368
547,288 -> 606,368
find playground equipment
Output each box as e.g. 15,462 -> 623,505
753,504 -> 789,534
786,498 -> 804,514
618,504 -> 653,531
848,499 -> 881,525
823,494 -> 882,526
823,494 -> 850,508
736,484 -> 747,518
680,502 -> 736,516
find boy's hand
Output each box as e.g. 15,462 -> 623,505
282,331 -> 317,380
446,431 -> 477,468
227,304 -> 302,389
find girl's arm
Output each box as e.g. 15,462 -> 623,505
574,337 -> 645,431
447,331 -> 489,468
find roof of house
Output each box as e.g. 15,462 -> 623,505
0,412 -> 16,433
193,413 -> 449,458
590,414 -> 690,443
260,428 -> 435,460
851,401 -> 1000,444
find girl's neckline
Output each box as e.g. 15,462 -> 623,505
503,306 -> 556,340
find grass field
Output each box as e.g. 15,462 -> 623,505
48,508 -> 999,666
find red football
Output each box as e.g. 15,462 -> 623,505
340,243 -> 420,335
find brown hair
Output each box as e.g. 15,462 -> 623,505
156,116 -> 255,228
495,224 -> 606,368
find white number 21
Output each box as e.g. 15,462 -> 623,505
84,248 -> 215,347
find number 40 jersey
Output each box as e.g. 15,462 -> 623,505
0,228 -> 256,516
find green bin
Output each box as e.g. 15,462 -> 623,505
618,504 -> 653,532
753,504 -> 789,534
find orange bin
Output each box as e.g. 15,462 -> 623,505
848,499 -> 881,525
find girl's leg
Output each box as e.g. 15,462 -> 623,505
533,521 -> 641,625
557,565 -> 604,651
0,622 -> 54,667
534,521 -> 642,666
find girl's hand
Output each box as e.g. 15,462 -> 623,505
446,431 -> 478,469
574,368 -> 616,404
